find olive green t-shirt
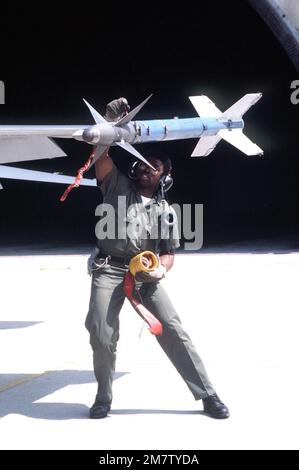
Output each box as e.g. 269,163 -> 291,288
95,164 -> 180,258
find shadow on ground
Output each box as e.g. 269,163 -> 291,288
110,409 -> 205,416
0,370 -> 127,420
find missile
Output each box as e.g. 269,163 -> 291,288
74,93 -> 263,167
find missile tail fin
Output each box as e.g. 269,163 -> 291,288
191,135 -> 222,157
189,95 -> 222,118
218,129 -> 263,156
191,92 -> 263,157
217,93 -> 263,156
220,93 -> 262,120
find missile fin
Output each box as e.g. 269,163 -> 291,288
189,95 -> 222,118
115,141 -> 156,170
220,93 -> 262,120
83,99 -> 107,124
88,144 -> 109,169
218,129 -> 263,156
191,135 -> 222,157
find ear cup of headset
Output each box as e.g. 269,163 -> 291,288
160,174 -> 173,192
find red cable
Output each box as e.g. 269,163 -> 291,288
60,146 -> 96,202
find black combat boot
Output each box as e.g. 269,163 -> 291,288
89,401 -> 111,419
202,394 -> 229,419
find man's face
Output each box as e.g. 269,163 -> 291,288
135,157 -> 165,190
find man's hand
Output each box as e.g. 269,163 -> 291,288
104,97 -> 130,122
135,264 -> 167,283
95,97 -> 130,182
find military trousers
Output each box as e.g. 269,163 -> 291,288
85,263 -> 215,404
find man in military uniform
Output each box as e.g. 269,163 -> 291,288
85,98 -> 229,420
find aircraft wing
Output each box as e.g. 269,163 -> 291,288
0,124 -> 97,191
0,125 -> 88,164
0,137 -> 67,164
0,165 -> 97,187
0,125 -> 86,164
0,125 -> 84,139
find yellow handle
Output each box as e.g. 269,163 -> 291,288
129,251 -> 159,277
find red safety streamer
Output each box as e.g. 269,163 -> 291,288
123,271 -> 163,336
60,146 -> 96,202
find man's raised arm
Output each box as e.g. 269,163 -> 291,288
95,149 -> 113,183
94,97 -> 130,183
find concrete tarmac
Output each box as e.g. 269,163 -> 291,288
0,249 -> 298,450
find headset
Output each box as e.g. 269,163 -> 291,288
128,160 -> 173,193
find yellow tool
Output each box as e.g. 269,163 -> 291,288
128,251 -> 159,277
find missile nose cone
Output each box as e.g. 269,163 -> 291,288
82,128 -> 93,142
82,127 -> 100,143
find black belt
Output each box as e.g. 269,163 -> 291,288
96,253 -> 130,267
